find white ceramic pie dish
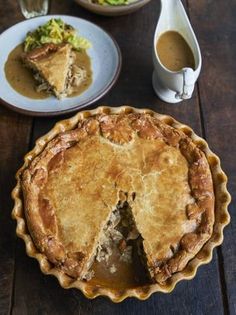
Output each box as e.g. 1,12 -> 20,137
12,106 -> 231,302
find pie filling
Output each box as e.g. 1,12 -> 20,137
83,197 -> 150,281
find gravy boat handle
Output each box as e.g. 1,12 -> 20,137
176,68 -> 195,100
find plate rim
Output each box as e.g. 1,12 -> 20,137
0,15 -> 122,117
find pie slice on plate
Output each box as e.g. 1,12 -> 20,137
22,43 -> 75,99
12,106 -> 231,301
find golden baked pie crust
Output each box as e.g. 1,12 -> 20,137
12,106 -> 231,302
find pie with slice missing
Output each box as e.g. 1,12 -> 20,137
21,112 -> 214,284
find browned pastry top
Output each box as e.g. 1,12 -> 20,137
22,43 -> 67,61
22,113 -> 214,283
22,43 -> 73,97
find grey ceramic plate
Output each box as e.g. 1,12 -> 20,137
0,15 -> 122,116
74,0 -> 152,16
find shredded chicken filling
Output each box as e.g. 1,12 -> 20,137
83,199 -> 149,281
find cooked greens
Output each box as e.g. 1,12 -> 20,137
24,18 -> 91,52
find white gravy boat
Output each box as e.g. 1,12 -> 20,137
152,0 -> 202,103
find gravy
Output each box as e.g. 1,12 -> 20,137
4,44 -> 92,99
89,244 -> 151,289
156,31 -> 195,72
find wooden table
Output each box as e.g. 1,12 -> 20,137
0,1 -> 235,314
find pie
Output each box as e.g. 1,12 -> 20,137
22,43 -> 85,99
21,111 -> 215,284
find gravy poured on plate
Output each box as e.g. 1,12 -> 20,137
4,44 -> 92,99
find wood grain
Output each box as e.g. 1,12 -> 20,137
0,7 -> 33,315
0,107 -> 32,315
188,0 -> 236,314
0,0 -> 234,314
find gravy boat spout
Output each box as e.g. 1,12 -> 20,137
152,0 -> 202,103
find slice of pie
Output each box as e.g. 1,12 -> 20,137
21,112 -> 215,284
22,43 -> 76,99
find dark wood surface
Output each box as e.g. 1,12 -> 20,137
0,0 -> 235,314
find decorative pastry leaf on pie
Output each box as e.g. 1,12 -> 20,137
22,113 -> 214,283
